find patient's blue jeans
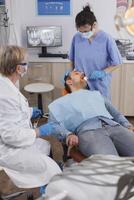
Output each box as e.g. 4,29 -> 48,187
78,125 -> 134,157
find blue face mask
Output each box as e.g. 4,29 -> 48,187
81,31 -> 94,39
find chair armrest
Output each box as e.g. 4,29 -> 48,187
69,146 -> 87,162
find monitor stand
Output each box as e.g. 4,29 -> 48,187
38,47 -> 68,59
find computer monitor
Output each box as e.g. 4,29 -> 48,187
26,26 -> 64,58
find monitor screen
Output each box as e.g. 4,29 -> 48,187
26,26 -> 62,47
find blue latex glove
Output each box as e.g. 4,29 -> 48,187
39,122 -> 53,137
32,107 -> 42,119
40,185 -> 46,196
89,70 -> 107,80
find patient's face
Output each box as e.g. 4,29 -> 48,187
70,71 -> 87,88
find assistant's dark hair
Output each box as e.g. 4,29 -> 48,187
75,4 -> 97,28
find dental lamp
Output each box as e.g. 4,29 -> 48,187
115,7 -> 134,36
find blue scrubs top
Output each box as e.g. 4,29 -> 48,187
69,31 -> 122,98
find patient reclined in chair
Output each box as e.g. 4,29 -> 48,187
46,70 -> 134,159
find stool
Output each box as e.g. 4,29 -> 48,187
24,83 -> 54,113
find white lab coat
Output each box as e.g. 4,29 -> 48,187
0,75 -> 61,188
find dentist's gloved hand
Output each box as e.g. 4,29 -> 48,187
32,107 -> 42,119
39,122 -> 53,137
89,70 -> 107,80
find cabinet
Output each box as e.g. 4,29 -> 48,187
20,62 -> 52,111
19,57 -> 134,116
120,63 -> 134,116
111,62 -> 134,116
20,59 -> 69,111
111,67 -> 122,110
52,62 -> 70,99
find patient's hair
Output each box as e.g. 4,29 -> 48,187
75,5 -> 97,28
0,45 -> 26,76
64,73 -> 90,93
64,73 -> 72,93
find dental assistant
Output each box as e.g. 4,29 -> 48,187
69,5 -> 122,99
0,45 -> 61,188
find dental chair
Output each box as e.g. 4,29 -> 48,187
0,167 -> 27,200
0,190 -> 27,200
61,89 -> 87,164
61,140 -> 86,163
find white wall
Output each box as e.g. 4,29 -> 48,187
5,0 -> 133,54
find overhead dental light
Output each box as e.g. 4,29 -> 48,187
124,6 -> 134,35
114,0 -> 134,36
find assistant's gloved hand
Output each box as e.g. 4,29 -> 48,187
39,122 -> 53,137
89,70 -> 107,80
32,107 -> 42,119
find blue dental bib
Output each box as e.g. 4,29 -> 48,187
49,90 -> 113,132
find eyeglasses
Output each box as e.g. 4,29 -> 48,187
18,62 -> 28,66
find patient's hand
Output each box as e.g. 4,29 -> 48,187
66,134 -> 79,147
128,126 -> 134,132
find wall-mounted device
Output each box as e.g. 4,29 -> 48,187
0,0 -> 5,5
26,26 -> 67,58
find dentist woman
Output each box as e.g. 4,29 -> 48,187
0,45 -> 61,188
69,5 -> 122,99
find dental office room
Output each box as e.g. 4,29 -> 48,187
1,0 -> 134,199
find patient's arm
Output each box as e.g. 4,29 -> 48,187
48,112 -> 72,140
66,134 -> 79,159
128,126 -> 134,132
66,134 -> 79,146
104,98 -> 133,129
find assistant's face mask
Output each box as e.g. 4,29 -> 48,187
81,30 -> 94,39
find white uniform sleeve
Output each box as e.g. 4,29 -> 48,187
0,97 -> 36,148
30,107 -> 33,118
0,125 -> 36,148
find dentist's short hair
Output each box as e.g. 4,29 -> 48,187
0,45 -> 26,76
